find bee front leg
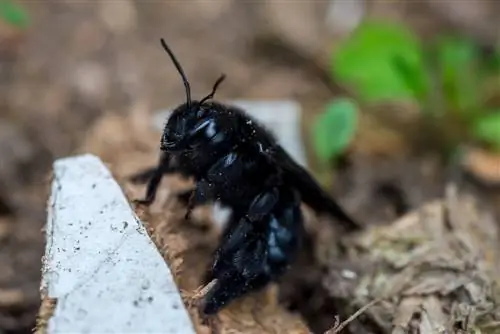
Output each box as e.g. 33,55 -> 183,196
175,189 -> 194,205
133,152 -> 171,206
129,151 -> 180,184
129,167 -> 157,184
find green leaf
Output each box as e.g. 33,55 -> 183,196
392,54 -> 429,103
331,20 -> 428,103
0,0 -> 30,28
472,110 -> 500,149
433,35 -> 481,116
312,98 -> 358,163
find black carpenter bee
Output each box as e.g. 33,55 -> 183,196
131,38 -> 362,315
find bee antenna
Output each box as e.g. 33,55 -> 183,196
199,74 -> 226,105
160,38 -> 192,109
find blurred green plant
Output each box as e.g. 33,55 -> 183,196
311,19 -> 500,164
312,98 -> 358,164
0,0 -> 30,29
332,21 -> 428,103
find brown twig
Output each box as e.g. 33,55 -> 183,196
324,299 -> 381,334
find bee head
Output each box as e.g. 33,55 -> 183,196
159,38 -> 226,150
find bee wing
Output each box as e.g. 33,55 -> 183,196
268,145 -> 362,232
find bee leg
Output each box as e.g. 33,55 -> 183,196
175,189 -> 194,205
183,179 -> 216,221
129,154 -> 178,184
200,213 -> 272,315
202,187 -> 303,315
130,163 -> 187,183
200,211 -> 244,285
184,191 -> 196,221
133,152 -> 171,206
204,189 -> 277,283
128,167 -> 157,184
201,273 -> 269,315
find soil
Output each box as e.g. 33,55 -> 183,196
2,1 -> 500,333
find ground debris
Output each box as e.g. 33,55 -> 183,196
322,183 -> 500,333
33,295 -> 57,334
